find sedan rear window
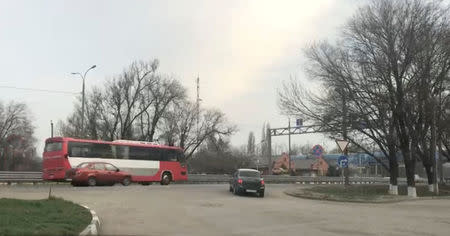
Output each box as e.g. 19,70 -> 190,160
76,163 -> 90,168
239,171 -> 260,178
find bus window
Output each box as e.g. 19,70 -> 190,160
114,145 -> 129,159
68,142 -> 91,157
91,143 -> 113,158
148,148 -> 162,161
68,142 -> 113,158
128,146 -> 162,160
129,146 -> 148,160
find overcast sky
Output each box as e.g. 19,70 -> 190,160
0,0 -> 363,154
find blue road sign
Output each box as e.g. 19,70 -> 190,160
338,155 -> 348,168
312,145 -> 324,158
296,118 -> 303,127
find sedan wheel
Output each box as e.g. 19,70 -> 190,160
88,177 -> 96,187
122,177 -> 131,186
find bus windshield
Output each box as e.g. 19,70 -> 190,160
44,142 -> 62,152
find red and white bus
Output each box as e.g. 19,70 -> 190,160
42,137 -> 187,185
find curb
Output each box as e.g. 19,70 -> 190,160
284,190 -> 405,204
79,205 -> 101,236
284,188 -> 450,204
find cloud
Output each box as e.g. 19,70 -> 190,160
187,0 -> 342,104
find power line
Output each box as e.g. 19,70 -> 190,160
0,85 -> 79,95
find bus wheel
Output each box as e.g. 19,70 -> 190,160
122,177 -> 131,186
88,177 -> 97,187
160,172 -> 171,185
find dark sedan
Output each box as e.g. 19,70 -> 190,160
229,169 -> 265,197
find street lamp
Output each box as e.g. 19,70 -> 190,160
71,65 -> 96,134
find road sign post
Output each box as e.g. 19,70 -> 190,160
338,155 -> 348,184
335,140 -> 350,185
311,145 -> 324,179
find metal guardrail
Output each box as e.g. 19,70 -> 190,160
186,174 -> 391,184
0,171 -> 431,185
0,171 -> 42,184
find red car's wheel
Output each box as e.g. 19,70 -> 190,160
88,177 -> 97,186
122,177 -> 131,186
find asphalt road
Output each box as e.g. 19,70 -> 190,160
1,183 -> 450,236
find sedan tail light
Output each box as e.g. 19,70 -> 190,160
261,179 -> 265,185
238,179 -> 243,184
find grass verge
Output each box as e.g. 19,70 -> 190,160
0,197 -> 92,236
285,184 -> 450,203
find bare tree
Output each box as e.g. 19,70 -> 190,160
279,0 -> 450,195
188,136 -> 252,174
260,123 -> 268,157
108,60 -> 159,139
176,107 -> 236,159
0,101 -> 36,171
159,100 -> 197,147
136,75 -> 186,141
247,131 -> 255,155
159,100 -> 236,159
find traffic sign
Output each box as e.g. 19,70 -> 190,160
338,155 -> 349,168
336,140 -> 349,153
311,144 -> 324,158
296,118 -> 303,127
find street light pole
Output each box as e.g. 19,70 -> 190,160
72,65 -> 96,135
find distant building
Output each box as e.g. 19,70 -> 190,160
272,153 -> 295,175
272,153 -> 328,176
292,157 -> 328,176
248,152 -> 450,178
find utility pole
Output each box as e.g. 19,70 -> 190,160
196,75 -> 201,139
50,120 -> 54,138
342,94 -> 350,185
288,118 -> 291,174
267,127 -> 272,175
431,98 -> 439,195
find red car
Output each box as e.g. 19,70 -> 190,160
66,162 -> 132,186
